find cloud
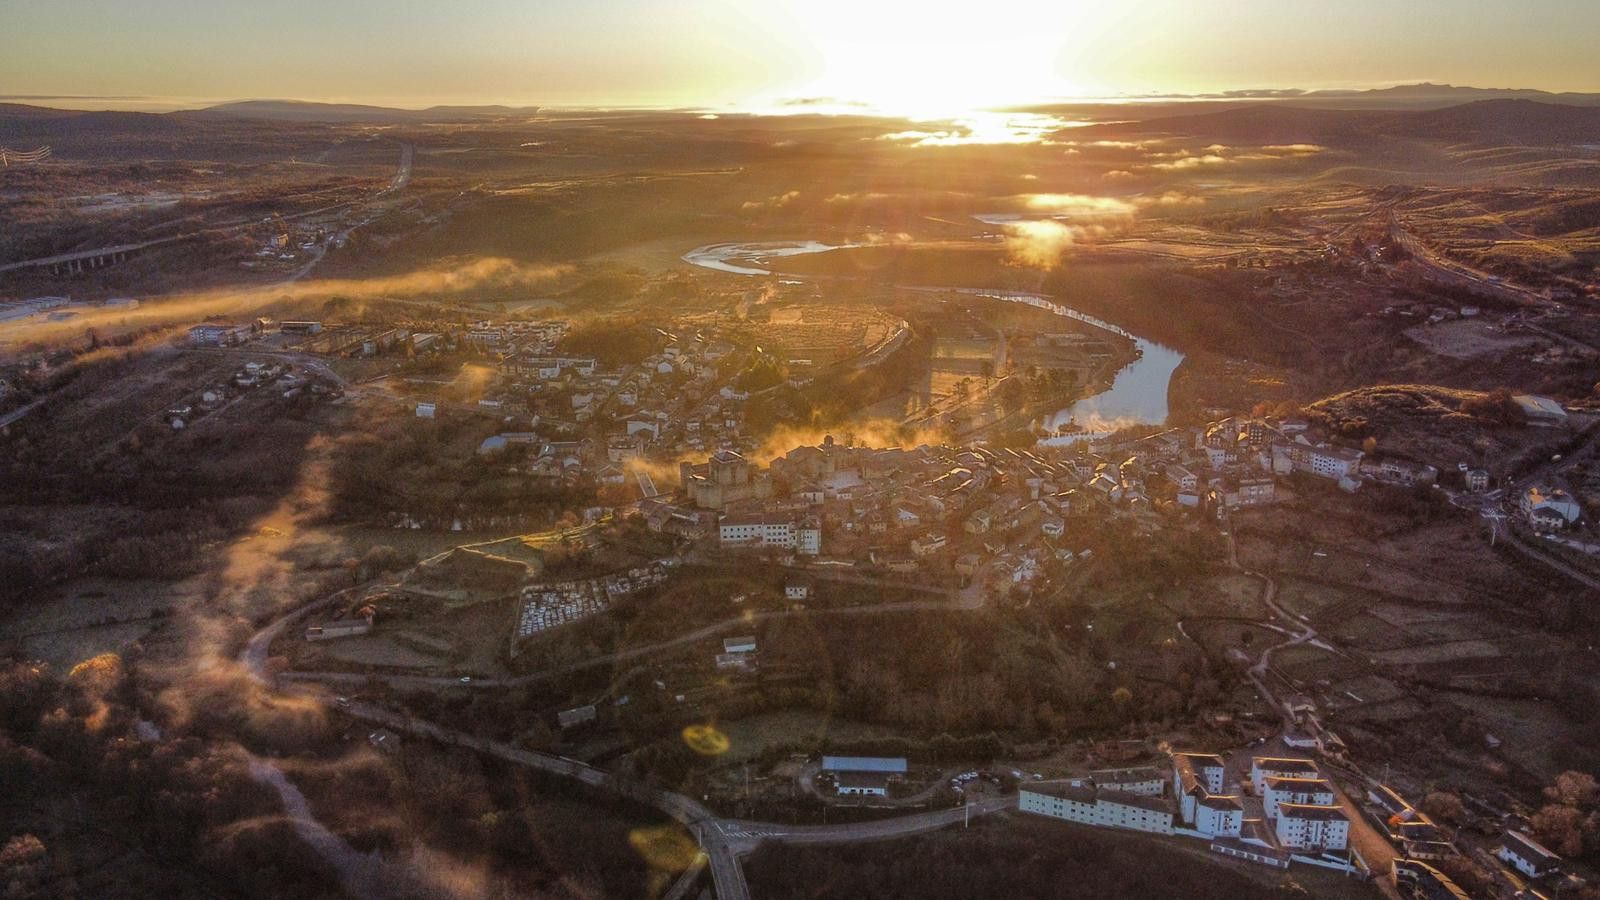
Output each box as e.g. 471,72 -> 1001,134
1003,220 -> 1079,269
1103,170 -> 1134,180
1205,144 -> 1230,153
1020,173 -> 1038,181
741,190 -> 800,212
1151,154 -> 1229,170
1019,193 -> 1137,217
1140,191 -> 1206,207
1262,143 -> 1325,154
825,191 -> 892,204
1,258 -> 570,347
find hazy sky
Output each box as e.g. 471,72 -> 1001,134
3,0 -> 1599,110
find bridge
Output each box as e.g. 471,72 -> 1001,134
0,235 -> 187,277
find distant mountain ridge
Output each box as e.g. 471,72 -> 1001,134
189,100 -> 542,124
1079,99 -> 1600,146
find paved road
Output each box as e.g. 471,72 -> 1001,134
245,596 -> 1016,900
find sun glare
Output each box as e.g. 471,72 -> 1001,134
754,0 -> 1103,118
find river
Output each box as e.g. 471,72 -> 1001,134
681,242 -> 1185,444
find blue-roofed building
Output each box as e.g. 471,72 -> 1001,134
821,756 -> 907,774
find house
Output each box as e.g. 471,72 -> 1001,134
1496,830 -> 1561,878
910,533 -> 948,557
1041,515 -> 1066,538
716,652 -> 755,671
723,636 -> 757,654
1392,859 -> 1471,900
1019,783 -> 1175,835
1262,777 -> 1335,819
1514,394 -> 1569,427
1522,485 -> 1581,530
1166,464 -> 1198,492
1362,457 -> 1439,486
1273,804 -> 1350,851
784,578 -> 813,601
304,610 -> 374,642
1465,469 -> 1490,492
823,756 -> 905,796
558,705 -> 597,729
188,322 -> 248,346
415,402 -> 436,419
1250,757 -> 1319,795
835,771 -> 891,797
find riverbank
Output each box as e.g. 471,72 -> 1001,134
682,241 -> 1186,442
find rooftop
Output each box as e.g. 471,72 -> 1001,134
1277,803 -> 1349,822
822,756 -> 907,774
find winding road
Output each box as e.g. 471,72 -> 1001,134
240,595 -> 1011,900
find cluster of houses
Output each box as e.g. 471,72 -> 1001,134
165,360 -> 329,430
1364,783 -> 1565,897
1018,751 -> 1356,874
629,414 -> 1437,593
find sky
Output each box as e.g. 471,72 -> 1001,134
3,0 -> 1600,112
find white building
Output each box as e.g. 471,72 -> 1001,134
415,402 -> 436,419
1087,766 -> 1167,797
1263,777 -> 1335,819
719,515 -> 795,549
1496,830 -> 1561,878
1274,803 -> 1350,851
835,772 -> 889,796
1194,794 -> 1244,838
1309,446 -> 1364,479
1172,752 -> 1227,825
823,756 -> 905,797
1250,757 -> 1320,795
797,520 -> 822,556
1019,783 -> 1175,836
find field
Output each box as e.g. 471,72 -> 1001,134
1226,496 -> 1600,792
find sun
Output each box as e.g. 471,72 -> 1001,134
756,0 -> 1102,117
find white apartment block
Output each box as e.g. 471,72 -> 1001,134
1194,794 -> 1244,838
1263,777 -> 1336,819
1274,803 -> 1350,851
1250,757 -> 1320,795
718,516 -> 795,549
1172,752 -> 1226,794
796,522 -> 822,556
1019,784 -> 1175,836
